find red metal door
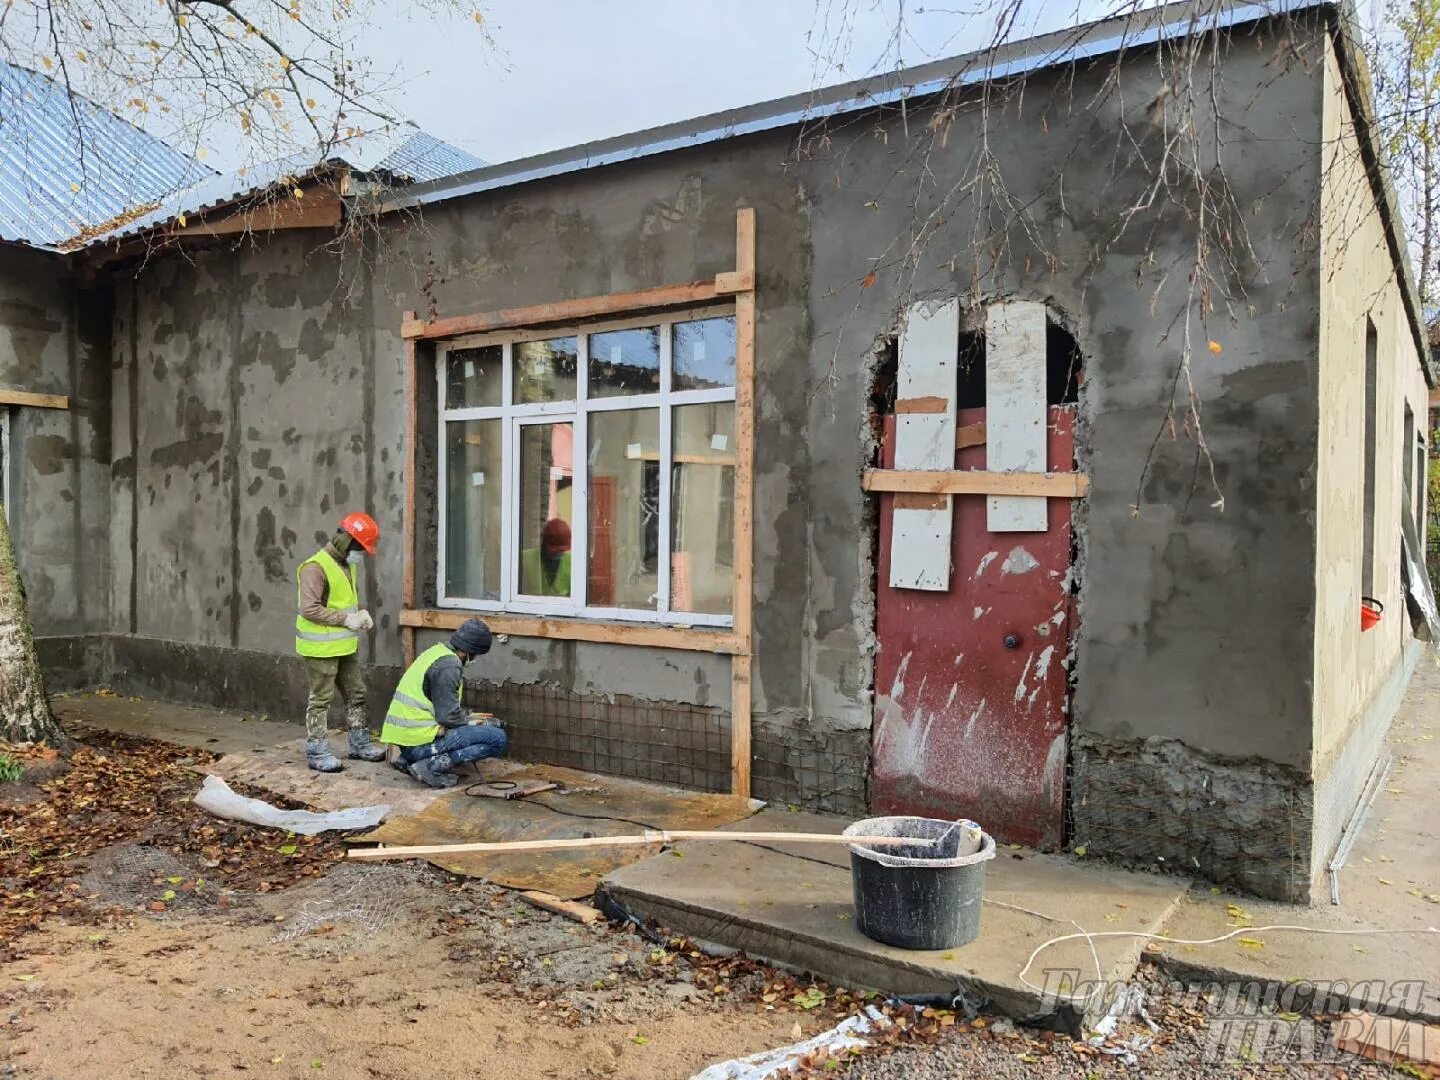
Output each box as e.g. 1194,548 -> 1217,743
871,406 -> 1076,849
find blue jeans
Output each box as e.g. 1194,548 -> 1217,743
398,724 -> 508,769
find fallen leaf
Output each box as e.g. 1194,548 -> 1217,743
1073,845 -> 1087,857
630,1036 -> 650,1046
13,974 -> 37,982
1208,340 -> 1223,354
1238,937 -> 1265,949
861,272 -> 877,289
278,844 -> 298,856
792,987 -> 827,1010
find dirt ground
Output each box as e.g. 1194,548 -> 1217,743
0,860 -> 801,1080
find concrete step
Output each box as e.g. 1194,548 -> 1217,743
598,809 -> 1188,1030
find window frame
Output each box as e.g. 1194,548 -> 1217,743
436,304 -> 737,628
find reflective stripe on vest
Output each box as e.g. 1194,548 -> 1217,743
380,643 -> 457,747
294,550 -> 360,658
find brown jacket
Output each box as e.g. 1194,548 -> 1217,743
298,542 -> 353,628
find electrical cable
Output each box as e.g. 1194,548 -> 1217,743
453,785 -> 1439,1013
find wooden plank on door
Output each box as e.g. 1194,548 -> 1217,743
985,302 -> 1048,532
889,298 -> 959,591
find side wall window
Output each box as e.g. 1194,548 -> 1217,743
437,310 -> 738,625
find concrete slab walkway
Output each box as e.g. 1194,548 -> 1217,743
55,691 -> 451,818
599,808 -> 1189,1028
1150,655 -> 1440,1023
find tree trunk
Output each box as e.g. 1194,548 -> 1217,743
0,504 -> 63,746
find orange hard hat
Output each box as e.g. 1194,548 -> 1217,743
339,511 -> 380,554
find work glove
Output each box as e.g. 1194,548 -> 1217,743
343,611 -> 368,632
358,610 -> 374,631
467,712 -> 504,729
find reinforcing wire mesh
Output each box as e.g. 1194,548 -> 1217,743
272,862 -> 432,948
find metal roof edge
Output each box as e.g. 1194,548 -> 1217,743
376,0 -> 1322,216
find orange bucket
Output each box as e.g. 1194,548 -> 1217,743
1360,597 -> 1384,631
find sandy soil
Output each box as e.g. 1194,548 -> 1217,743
0,865 -> 796,1080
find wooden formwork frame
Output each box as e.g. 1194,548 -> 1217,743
401,208 -> 758,797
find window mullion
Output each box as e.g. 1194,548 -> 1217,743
658,325 -> 673,616
575,333 -> 590,611
501,342 -> 514,605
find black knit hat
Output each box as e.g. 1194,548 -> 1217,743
449,618 -> 492,656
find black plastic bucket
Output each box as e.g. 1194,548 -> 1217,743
844,816 -> 995,951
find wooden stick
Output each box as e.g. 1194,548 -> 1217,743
518,891 -> 604,924
347,830 -> 935,861
730,207 -> 757,801
863,468 -> 1089,497
402,311 -> 419,667
0,389 -> 69,410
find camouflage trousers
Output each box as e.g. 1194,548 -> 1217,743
302,654 -> 367,741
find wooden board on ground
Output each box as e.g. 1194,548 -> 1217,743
350,764 -> 761,899
517,891 -> 604,924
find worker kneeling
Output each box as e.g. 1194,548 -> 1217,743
381,618 -> 508,788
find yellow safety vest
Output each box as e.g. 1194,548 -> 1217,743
381,643 -> 457,747
294,550 -> 359,658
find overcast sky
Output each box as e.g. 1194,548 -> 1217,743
351,0 -> 1112,167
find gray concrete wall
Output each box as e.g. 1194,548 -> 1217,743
0,244 -> 111,643
28,16 -> 1356,875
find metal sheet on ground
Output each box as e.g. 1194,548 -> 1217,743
352,765 -> 760,899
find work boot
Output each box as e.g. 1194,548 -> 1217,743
346,727 -> 386,762
408,752 -> 458,789
306,737 -> 343,773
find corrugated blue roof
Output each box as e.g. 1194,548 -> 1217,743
81,122 -> 485,248
0,60 -> 213,249
374,126 -> 486,183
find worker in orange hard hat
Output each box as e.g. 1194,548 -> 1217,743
294,512 -> 385,772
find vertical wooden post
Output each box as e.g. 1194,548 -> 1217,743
402,311 -> 418,667
730,209 -> 757,799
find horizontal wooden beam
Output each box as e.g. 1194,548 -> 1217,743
712,270 -> 755,294
166,187 -> 342,239
863,469 -> 1090,497
895,396 -> 948,414
955,421 -> 987,449
399,608 -> 745,654
402,280 -> 729,341
0,389 -> 69,410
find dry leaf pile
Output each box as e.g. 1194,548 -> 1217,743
0,729 -> 345,958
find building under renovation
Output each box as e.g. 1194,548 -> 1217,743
1,0 -> 1434,902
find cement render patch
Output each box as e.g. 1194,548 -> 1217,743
599,809 -> 1189,1029
1151,653 -> 1440,1024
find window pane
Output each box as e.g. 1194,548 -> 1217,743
515,337 -> 577,404
671,402 -> 735,616
444,344 -> 502,409
444,420 -> 502,600
517,422 -> 575,599
587,409 -> 660,611
589,326 -> 660,398
673,316 -> 736,391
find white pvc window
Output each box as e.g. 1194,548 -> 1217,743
437,308 -> 737,627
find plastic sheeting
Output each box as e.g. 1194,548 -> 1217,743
192,774 -> 389,836
1400,480 -> 1439,641
690,1007 -> 892,1080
